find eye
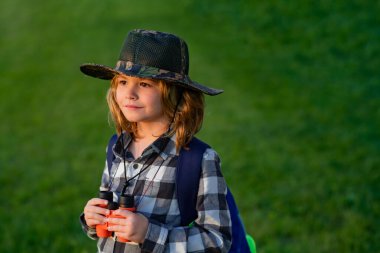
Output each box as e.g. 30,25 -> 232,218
118,79 -> 127,86
140,82 -> 152,88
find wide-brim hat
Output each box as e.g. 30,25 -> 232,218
80,29 -> 223,96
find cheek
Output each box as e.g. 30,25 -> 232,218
115,88 -> 123,106
150,95 -> 163,113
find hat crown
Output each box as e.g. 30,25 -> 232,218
118,30 -> 189,75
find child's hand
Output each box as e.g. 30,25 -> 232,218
83,198 -> 110,228
107,210 -> 149,244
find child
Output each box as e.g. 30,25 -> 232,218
79,29 -> 232,253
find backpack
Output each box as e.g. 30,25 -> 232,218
106,135 -> 256,253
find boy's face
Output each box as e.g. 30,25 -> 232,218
115,74 -> 167,125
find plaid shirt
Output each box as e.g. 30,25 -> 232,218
80,133 -> 232,253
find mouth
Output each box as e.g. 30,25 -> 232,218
124,104 -> 142,109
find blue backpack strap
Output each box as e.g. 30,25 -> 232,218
176,137 -> 210,226
106,134 -> 118,173
226,188 -> 252,253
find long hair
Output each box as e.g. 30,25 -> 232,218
106,76 -> 204,151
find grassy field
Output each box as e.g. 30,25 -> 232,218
1,0 -> 379,252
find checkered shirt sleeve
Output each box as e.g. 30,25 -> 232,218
141,148 -> 232,252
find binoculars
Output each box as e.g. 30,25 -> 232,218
96,191 -> 136,243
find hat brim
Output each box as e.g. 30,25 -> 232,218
80,61 -> 223,96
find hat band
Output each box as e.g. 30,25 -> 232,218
115,61 -> 190,82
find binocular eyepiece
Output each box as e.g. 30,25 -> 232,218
96,191 -> 136,243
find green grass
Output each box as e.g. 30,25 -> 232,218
1,0 -> 379,252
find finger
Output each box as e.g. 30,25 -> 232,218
107,217 -> 128,226
86,218 -> 104,227
113,209 -> 133,217
85,212 -> 108,222
107,225 -> 126,232
85,205 -> 110,216
87,198 -> 109,207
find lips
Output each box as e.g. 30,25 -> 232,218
124,104 -> 142,109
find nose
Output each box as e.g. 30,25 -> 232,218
123,83 -> 138,100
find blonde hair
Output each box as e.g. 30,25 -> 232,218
106,75 -> 204,151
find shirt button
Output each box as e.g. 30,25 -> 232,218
133,164 -> 139,169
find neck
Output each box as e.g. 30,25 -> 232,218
130,121 -> 169,158
136,120 -> 169,140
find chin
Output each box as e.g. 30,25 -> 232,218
125,118 -> 140,123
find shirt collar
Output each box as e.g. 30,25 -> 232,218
113,132 -> 177,160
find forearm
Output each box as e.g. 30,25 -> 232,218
140,219 -> 231,253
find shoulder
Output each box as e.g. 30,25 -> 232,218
202,147 -> 221,162
200,147 -> 223,178
190,137 -> 221,163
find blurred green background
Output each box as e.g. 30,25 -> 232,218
1,0 -> 379,252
